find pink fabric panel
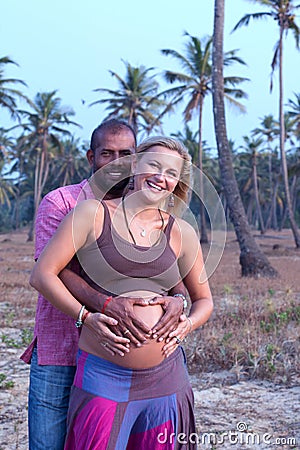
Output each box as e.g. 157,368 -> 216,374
64,397 -> 117,450
126,420 -> 175,450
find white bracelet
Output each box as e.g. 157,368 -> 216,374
173,293 -> 188,310
75,305 -> 86,328
187,317 -> 193,333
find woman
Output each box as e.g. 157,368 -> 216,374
30,136 -> 213,449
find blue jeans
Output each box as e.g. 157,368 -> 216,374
28,346 -> 76,450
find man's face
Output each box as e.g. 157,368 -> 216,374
87,129 -> 135,195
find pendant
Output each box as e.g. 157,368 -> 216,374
140,229 -> 146,237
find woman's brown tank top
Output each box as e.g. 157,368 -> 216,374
77,201 -> 182,297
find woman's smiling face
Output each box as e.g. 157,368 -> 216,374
134,146 -> 183,203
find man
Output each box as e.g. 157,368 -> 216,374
22,119 -> 185,450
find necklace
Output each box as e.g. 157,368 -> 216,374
121,195 -> 164,245
139,228 -> 146,238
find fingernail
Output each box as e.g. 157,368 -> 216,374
158,337 -> 163,342
152,334 -> 157,339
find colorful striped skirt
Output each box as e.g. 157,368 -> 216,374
64,347 -> 196,449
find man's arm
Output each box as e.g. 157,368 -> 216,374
59,267 -> 152,346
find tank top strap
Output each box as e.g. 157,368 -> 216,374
164,214 -> 175,242
100,200 -> 112,234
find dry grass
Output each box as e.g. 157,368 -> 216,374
186,229 -> 300,384
0,227 -> 299,385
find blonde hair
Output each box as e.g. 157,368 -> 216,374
137,136 -> 192,214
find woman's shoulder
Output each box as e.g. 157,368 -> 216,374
170,215 -> 199,237
71,199 -> 105,230
73,199 -> 104,214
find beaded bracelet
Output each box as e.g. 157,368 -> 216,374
101,296 -> 113,314
173,293 -> 188,310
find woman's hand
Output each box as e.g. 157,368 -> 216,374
84,312 -> 131,357
149,295 -> 185,341
162,315 -> 192,358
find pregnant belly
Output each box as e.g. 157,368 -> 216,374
79,303 -> 166,369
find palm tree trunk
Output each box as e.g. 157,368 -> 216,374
265,143 -> 274,230
27,151 -> 40,242
212,0 -> 277,277
252,150 -> 265,234
28,133 -> 49,242
198,97 -> 208,243
278,27 -> 300,247
272,178 -> 279,230
291,175 -> 298,214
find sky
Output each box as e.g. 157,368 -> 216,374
1,0 -> 300,151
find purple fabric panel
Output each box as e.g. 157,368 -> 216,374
73,350 -> 88,388
128,347 -> 190,401
115,396 -> 177,450
65,349 -> 196,449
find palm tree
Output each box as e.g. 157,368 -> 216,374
212,0 -> 277,277
240,136 -> 266,233
50,137 -> 90,187
233,0 -> 300,247
90,61 -> 170,137
279,111 -> 300,227
171,125 -> 199,164
287,93 -> 300,222
171,125 -> 219,227
252,115 -> 279,229
286,92 -> 300,132
0,129 -> 17,210
0,56 -> 27,119
18,91 -> 80,240
160,32 -> 248,243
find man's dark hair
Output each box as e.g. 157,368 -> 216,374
90,119 -> 136,152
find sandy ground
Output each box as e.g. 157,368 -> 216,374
0,228 -> 299,449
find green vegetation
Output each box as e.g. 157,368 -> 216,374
1,328 -> 33,348
0,373 -> 14,389
187,290 -> 300,382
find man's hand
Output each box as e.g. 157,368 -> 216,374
149,295 -> 185,341
84,313 -> 131,356
59,269 -> 152,346
104,297 -> 152,346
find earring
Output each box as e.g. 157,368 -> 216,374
128,176 -> 135,190
168,193 -> 175,207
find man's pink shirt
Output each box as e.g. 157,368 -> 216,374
21,180 -> 94,366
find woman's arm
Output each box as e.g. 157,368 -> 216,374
30,201 -> 131,356
162,219 -> 213,357
30,201 -> 96,319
